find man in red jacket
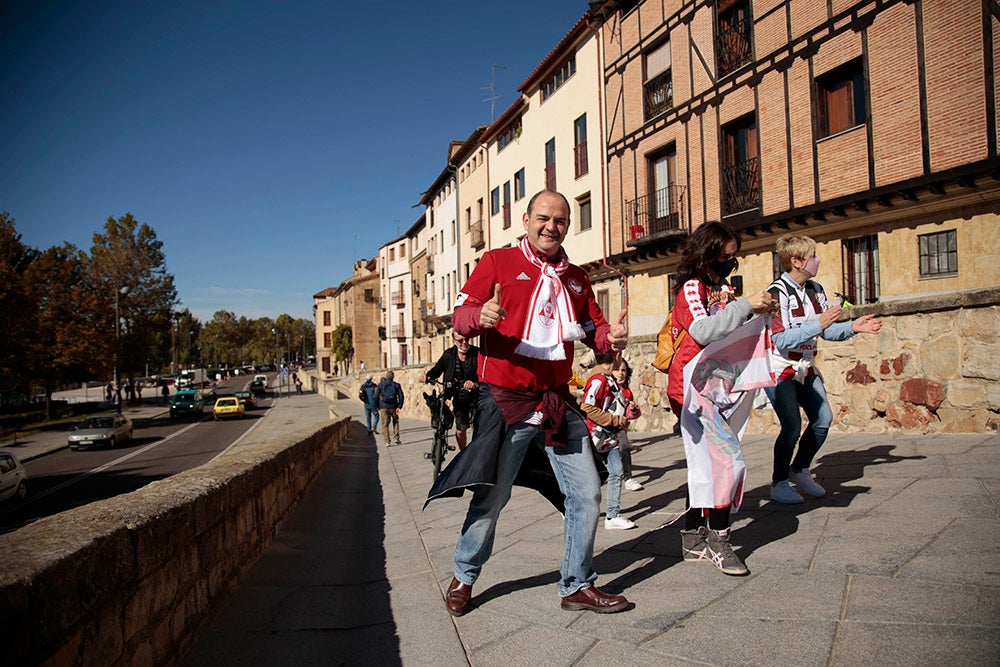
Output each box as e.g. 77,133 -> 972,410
443,189 -> 630,617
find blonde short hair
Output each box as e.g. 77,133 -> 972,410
775,234 -> 817,272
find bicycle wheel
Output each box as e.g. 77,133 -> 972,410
432,432 -> 446,479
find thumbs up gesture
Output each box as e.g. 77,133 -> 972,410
479,283 -> 507,329
607,309 -> 628,351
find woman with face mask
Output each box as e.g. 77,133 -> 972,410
765,235 -> 882,504
667,221 -> 776,576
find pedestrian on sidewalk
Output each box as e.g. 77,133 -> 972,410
667,221 -> 777,577
438,189 -> 631,617
581,355 -> 641,530
358,374 -> 379,435
765,235 -> 883,504
374,370 -> 403,445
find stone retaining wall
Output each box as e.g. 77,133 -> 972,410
350,287 -> 999,435
0,411 -> 352,666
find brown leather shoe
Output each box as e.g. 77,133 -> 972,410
445,577 -> 473,616
560,586 -> 628,613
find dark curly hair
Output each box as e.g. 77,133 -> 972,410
675,221 -> 741,287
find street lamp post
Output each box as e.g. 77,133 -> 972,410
114,286 -> 129,408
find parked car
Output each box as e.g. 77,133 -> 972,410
68,414 -> 134,450
170,390 -> 205,418
0,450 -> 28,502
213,396 -> 245,420
249,379 -> 267,398
234,390 -> 257,411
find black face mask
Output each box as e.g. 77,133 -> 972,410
709,257 -> 738,279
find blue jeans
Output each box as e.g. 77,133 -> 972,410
765,374 -> 833,485
453,410 -> 601,597
601,446 -> 623,518
364,406 -> 379,433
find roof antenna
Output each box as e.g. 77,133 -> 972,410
482,63 -> 507,123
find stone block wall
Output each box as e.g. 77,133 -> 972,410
0,415 -> 352,666
628,287 -> 1000,435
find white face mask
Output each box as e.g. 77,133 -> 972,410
802,256 -> 820,277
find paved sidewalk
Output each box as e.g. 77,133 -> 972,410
185,393 -> 1000,666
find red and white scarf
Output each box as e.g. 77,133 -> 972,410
514,237 -> 585,360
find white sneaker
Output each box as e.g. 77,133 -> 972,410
770,480 -> 804,504
604,516 -> 636,530
789,468 -> 826,497
623,478 -> 644,492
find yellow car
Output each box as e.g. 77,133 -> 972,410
213,396 -> 245,420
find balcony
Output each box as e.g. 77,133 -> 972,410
470,218 -> 485,249
721,157 -> 761,217
426,255 -> 434,274
625,185 -> 687,245
390,291 -> 405,306
643,70 -> 672,120
574,140 -> 588,178
390,325 -> 405,339
716,15 -> 752,77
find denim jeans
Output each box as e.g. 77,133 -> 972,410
764,374 -> 833,485
453,410 -> 601,597
601,446 -> 624,518
364,406 -> 379,433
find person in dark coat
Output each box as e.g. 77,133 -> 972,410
374,370 -> 404,445
420,333 -> 479,451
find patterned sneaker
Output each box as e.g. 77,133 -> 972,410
604,516 -> 636,530
705,528 -> 749,576
770,480 -> 804,504
623,478 -> 644,492
789,468 -> 826,497
681,526 -> 709,562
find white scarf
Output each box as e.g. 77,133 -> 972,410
514,237 -> 586,360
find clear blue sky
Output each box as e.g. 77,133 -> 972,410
1,0 -> 590,322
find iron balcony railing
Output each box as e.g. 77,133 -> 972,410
643,70 -> 672,120
574,140 -> 588,178
427,255 -> 434,274
625,185 -> 686,241
721,157 -> 761,216
470,218 -> 485,248
390,325 -> 404,339
390,291 -> 405,306
717,14 -> 752,77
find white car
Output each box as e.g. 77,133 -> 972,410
0,450 -> 28,502
68,413 -> 135,450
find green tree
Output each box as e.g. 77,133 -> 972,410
331,324 -> 353,371
88,214 -> 178,381
24,243 -> 103,417
0,212 -> 39,395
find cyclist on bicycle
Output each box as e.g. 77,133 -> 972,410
420,332 -> 479,451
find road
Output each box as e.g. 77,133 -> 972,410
0,376 -> 276,534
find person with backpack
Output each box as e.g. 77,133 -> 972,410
358,374 -> 379,435
667,221 -> 776,577
765,234 -> 882,504
581,355 -> 641,530
374,370 -> 404,445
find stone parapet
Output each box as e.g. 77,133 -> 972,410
0,412 -> 352,666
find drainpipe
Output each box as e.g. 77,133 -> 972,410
448,162 -> 461,343
587,12 -> 629,316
